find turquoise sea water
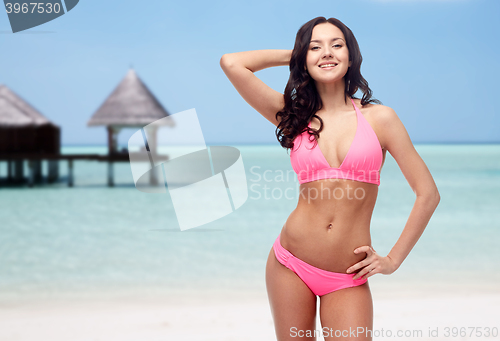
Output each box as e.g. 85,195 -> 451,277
0,144 -> 499,302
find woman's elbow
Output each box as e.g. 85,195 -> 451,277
416,186 -> 440,207
433,189 -> 440,207
220,54 -> 234,71
427,187 -> 440,208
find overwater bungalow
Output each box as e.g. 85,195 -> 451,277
87,68 -> 174,185
0,84 -> 60,185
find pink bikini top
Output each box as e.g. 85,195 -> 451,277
290,98 -> 383,185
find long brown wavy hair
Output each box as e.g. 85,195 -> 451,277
276,16 -> 382,152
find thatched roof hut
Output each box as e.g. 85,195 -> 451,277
0,84 -> 60,154
87,69 -> 174,154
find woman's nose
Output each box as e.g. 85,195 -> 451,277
322,47 -> 333,59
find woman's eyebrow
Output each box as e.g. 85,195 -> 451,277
310,38 -> 344,43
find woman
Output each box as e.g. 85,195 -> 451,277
220,17 -> 440,341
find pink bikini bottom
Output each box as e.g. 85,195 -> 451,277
273,233 -> 367,296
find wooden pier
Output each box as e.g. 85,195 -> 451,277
0,152 -> 169,187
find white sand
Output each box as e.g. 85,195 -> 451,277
1,287 -> 498,341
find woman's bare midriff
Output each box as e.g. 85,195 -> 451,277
280,179 -> 378,274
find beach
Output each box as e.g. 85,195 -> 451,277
1,286 -> 499,341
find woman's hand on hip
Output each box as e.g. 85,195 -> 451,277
346,246 -> 399,280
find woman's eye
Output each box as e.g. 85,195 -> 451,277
311,45 -> 342,50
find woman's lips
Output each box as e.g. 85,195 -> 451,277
319,64 -> 337,70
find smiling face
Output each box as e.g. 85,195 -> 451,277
306,22 -> 352,84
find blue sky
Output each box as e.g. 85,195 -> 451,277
0,0 -> 499,146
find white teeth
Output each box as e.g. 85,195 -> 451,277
320,64 -> 337,68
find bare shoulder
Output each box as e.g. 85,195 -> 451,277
355,100 -> 400,150
354,98 -> 391,118
359,100 -> 439,198
365,103 -> 398,126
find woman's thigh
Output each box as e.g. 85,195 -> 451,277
319,282 -> 373,341
265,248 -> 318,341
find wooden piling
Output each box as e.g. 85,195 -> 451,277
13,160 -> 23,182
33,160 -> 42,183
7,160 -> 12,181
108,161 -> 114,187
28,159 -> 34,187
48,160 -> 58,183
68,159 -> 73,187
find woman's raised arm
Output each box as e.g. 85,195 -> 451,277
220,49 -> 291,127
